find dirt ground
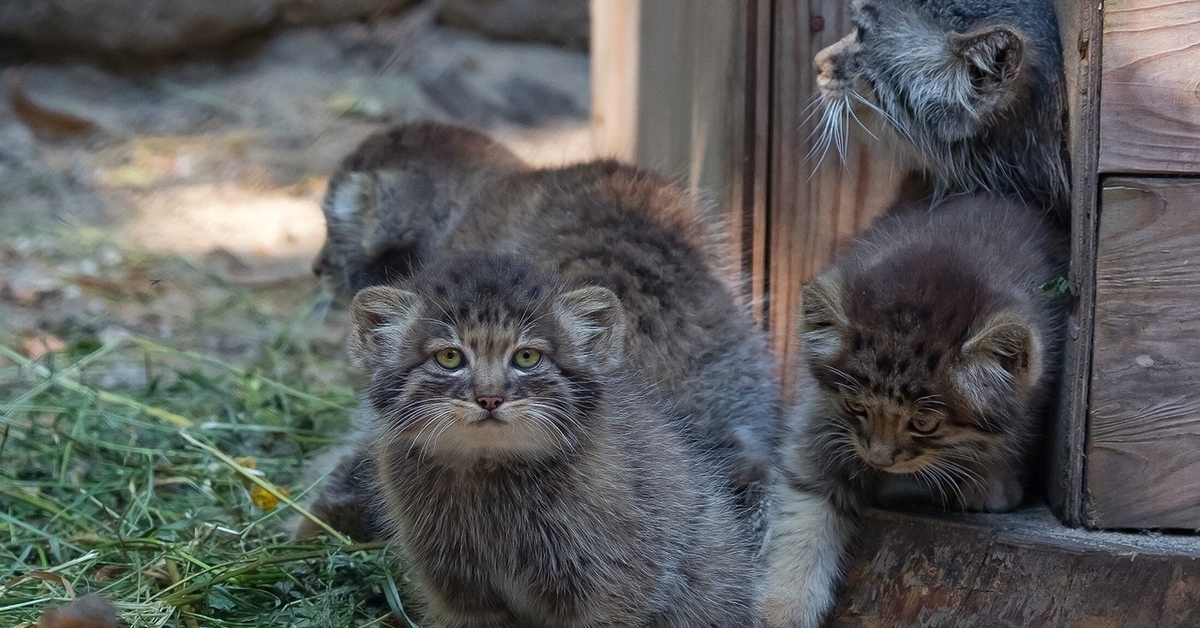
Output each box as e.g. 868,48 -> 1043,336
0,6 -> 594,367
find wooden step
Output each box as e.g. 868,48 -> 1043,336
830,506 -> 1200,627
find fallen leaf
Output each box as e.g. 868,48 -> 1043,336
22,334 -> 67,360
6,70 -> 97,137
250,483 -> 289,511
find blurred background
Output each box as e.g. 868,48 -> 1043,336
0,0 -> 597,364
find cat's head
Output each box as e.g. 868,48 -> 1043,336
800,263 -> 1043,478
313,169 -> 429,301
349,254 -> 626,462
813,0 -> 1060,158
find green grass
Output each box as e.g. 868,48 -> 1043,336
0,323 -> 415,626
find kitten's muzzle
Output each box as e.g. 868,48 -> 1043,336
865,444 -> 897,468
476,395 -> 505,411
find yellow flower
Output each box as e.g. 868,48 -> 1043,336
250,484 -> 289,511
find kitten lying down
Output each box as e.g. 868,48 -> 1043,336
764,194 -> 1067,628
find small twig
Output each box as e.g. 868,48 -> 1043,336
177,430 -> 351,544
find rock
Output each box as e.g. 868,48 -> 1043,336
0,0 -> 418,60
437,0 -> 589,49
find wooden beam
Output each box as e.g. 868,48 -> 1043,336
1048,0 -> 1103,528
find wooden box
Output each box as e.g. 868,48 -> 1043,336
1055,0 -> 1200,529
594,0 -> 1200,530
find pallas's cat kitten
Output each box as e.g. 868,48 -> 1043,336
310,123 -> 781,544
814,0 -> 1068,213
763,195 -> 1067,628
342,255 -> 761,627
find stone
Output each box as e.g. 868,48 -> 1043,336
437,0 -> 589,49
0,0 -> 417,59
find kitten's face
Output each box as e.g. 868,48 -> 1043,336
350,257 -> 625,462
813,0 -> 1027,158
802,274 -> 1041,481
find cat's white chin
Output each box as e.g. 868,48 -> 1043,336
405,413 -> 570,461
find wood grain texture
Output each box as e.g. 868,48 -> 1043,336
1087,179 -> 1200,529
1099,0 -> 1200,173
589,0 -> 640,162
1048,0 -> 1101,527
603,1 -> 768,312
727,0 -> 773,322
830,508 -> 1200,626
768,0 -> 902,389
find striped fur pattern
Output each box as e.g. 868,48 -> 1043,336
764,195 -> 1067,627
812,0 -> 1069,215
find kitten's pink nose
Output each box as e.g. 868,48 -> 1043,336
476,395 -> 505,411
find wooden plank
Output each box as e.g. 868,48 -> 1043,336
830,508 -> 1200,626
1087,179 -> 1200,529
589,0 -> 640,162
1098,0 -> 1200,173
727,0 -> 773,322
768,0 -> 901,389
1047,0 -> 1102,527
597,0 -> 768,309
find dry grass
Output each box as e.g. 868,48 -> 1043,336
0,279 -> 418,627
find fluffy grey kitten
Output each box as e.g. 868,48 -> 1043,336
342,254 -> 763,627
763,195 -> 1067,627
814,0 -> 1069,214
310,123 -> 782,548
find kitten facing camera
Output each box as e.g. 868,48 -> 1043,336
339,255 -> 763,627
813,0 -> 1069,213
310,123 -> 783,548
763,195 -> 1067,628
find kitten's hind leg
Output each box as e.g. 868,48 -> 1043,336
763,481 -> 857,628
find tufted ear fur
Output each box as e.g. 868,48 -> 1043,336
957,310 -> 1043,410
554,286 -> 627,371
348,286 -> 423,369
801,275 -> 849,362
951,26 -> 1025,114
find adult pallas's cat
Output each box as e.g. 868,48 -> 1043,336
764,195 -> 1067,627
813,0 -> 1068,214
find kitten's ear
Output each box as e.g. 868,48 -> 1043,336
962,311 -> 1043,392
554,287 -> 627,370
801,275 -> 849,361
952,27 -> 1024,105
348,286 -> 423,368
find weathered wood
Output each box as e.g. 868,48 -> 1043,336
1098,0 -> 1200,173
589,0 -> 640,162
830,507 -> 1200,626
727,0 -> 773,321
594,0 -> 769,309
1047,0 -> 1102,527
1085,179 -> 1200,529
768,0 -> 901,389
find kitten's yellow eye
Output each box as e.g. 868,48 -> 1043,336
513,348 -> 542,369
911,415 -> 939,435
435,348 -> 463,370
847,399 -> 867,414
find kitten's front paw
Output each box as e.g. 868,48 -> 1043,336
957,472 -> 1023,513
